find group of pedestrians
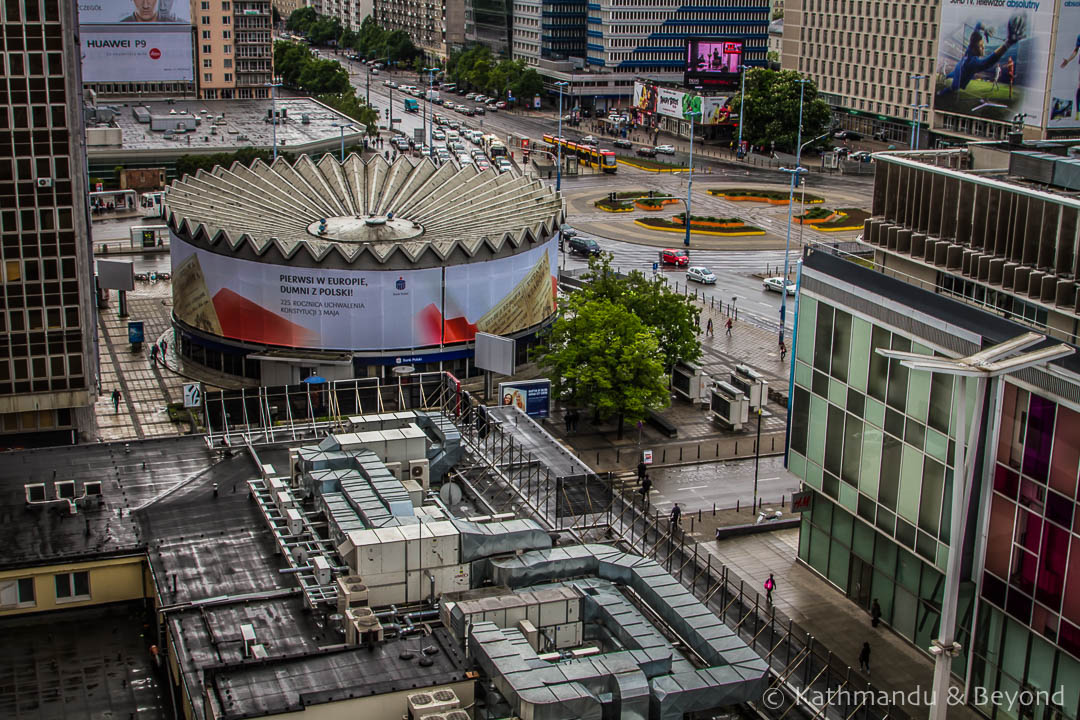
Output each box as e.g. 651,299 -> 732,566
148,338 -> 169,368
702,316 -> 734,338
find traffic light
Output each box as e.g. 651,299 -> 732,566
385,109 -> 389,118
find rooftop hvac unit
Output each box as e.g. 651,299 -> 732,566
241,623 -> 257,657
710,381 -> 749,431
408,689 -> 460,718
443,712 -> 471,720
275,490 -> 295,512
345,606 -> 384,645
286,508 -> 303,536
55,480 -> 76,499
289,448 -> 301,485
409,458 -> 430,492
336,575 -> 369,616
385,461 -> 404,482
24,483 -> 46,503
418,715 -> 447,720
313,555 -> 333,586
84,481 -> 103,496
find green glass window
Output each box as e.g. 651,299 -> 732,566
906,367 -> 931,424
808,394 -> 828,466
919,457 -> 945,537
859,424 -> 883,499
879,432 -> 902,511
868,325 -> 891,402
825,403 -> 845,478
842,414 -> 863,486
814,305 -> 834,374
928,372 -> 954,434
897,444 -> 923,525
791,386 -> 810,456
848,316 -> 871,392
796,297 -> 817,365
831,309 -> 852,383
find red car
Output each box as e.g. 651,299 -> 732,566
660,249 -> 689,266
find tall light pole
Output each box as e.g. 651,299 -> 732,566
778,78 -> 808,346
266,79 -> 283,161
424,66 -> 440,155
909,73 -> 928,149
683,109 -> 701,247
332,123 -> 353,162
737,64 -> 749,157
555,81 -> 568,192
875,334 -> 1073,720
910,103 -> 929,150
796,131 -> 830,250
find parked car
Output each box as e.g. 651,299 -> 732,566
495,101 -> 507,109
568,235 -> 602,256
432,129 -> 445,141
637,146 -> 658,157
582,135 -> 598,144
850,150 -> 873,162
654,144 -> 676,155
660,248 -> 689,266
560,225 -> 578,238
834,130 -> 862,140
474,106 -> 486,115
763,276 -> 796,295
833,146 -> 851,157
686,266 -> 717,284
613,138 -> 633,149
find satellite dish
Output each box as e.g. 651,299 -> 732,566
439,482 -> 462,506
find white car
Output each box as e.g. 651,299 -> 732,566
458,153 -> 474,165
686,266 -> 717,284
655,144 -> 676,155
763,276 -> 797,295
583,135 -> 598,144
432,129 -> 445,141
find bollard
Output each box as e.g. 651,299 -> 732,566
679,447 -> 683,461
736,499 -> 740,512
616,448 -> 620,462
697,444 -> 700,459
698,508 -> 702,521
690,517 -> 695,532
712,503 -> 716,515
782,495 -> 786,507
735,441 -> 738,455
662,449 -> 666,463
772,437 -> 775,451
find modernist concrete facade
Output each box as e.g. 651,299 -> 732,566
195,0 -> 274,99
375,0 -> 465,61
0,0 -> 100,444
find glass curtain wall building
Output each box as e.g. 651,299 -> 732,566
790,249 -> 1080,720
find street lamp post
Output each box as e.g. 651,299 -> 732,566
555,81 -> 569,192
737,64 -> 749,157
332,123 -> 353,162
778,78 -> 809,346
875,334 -> 1073,720
752,405 -> 763,512
684,109 -> 702,247
424,67 -> 441,155
910,103 -> 929,151
909,74 -> 928,149
266,79 -> 283,161
796,131 -> 831,250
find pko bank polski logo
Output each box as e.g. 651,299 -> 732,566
395,277 -> 406,291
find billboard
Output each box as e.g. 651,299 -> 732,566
633,82 -> 658,113
78,0 -> 191,25
686,40 -> 742,74
1049,5 -> 1080,128
81,27 -> 194,82
498,380 -> 551,418
934,4 -> 1051,127
170,235 -> 558,351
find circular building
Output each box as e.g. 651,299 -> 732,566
165,153 -> 564,384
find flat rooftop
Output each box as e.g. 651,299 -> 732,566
0,436 -> 215,570
98,97 -> 364,155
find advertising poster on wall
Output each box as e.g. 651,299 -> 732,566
79,0 -> 191,24
934,1 -> 1051,127
1048,2 -> 1080,127
633,82 -> 658,113
171,236 -> 559,351
81,26 -> 194,82
656,87 -> 684,119
497,379 -> 551,418
702,96 -> 732,124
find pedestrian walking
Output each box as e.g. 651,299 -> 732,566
565,409 -> 574,433
725,317 -> 733,337
859,642 -> 871,674
764,573 -> 776,604
779,339 -> 787,361
161,339 -> 168,356
706,318 -> 713,336
150,344 -> 159,365
871,599 -> 882,628
637,460 -> 647,482
669,502 -> 682,526
111,389 -> 121,412
640,475 -> 652,505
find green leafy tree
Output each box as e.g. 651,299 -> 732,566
539,296 -> 669,438
317,92 -> 380,136
285,6 -> 316,33
728,69 -> 831,153
512,68 -> 544,103
175,147 -> 282,178
580,254 -> 701,372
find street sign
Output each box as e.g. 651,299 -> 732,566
183,383 -> 203,408
652,261 -> 659,274
643,450 -> 653,465
127,321 -> 144,344
791,490 -> 813,513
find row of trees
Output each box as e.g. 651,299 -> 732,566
445,45 -> 544,104
273,41 -> 379,134
288,10 -> 422,68
539,255 -> 701,438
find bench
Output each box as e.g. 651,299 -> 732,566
646,410 -> 678,438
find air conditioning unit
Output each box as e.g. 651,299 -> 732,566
36,177 -> 53,187
24,483 -> 46,503
443,711 -> 470,720
286,508 -> 303,536
345,606 -> 384,645
312,555 -> 332,586
84,481 -> 103,496
408,689 -> 460,718
336,575 -> 369,616
288,448 -> 301,486
55,480 -> 76,500
241,623 -> 257,657
384,461 -> 404,482
409,458 -> 430,492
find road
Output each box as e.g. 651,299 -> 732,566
645,455 -> 801,514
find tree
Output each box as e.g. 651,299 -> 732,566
579,254 -> 701,372
513,68 -> 544,103
539,296 -> 669,439
317,92 -> 380,136
285,6 -> 316,33
728,69 -> 831,153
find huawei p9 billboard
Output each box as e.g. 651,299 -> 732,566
78,0 -> 193,82
171,236 -> 558,351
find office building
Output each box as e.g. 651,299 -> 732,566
375,0 -> 465,61
781,0 -> 938,144
511,0 -> 542,66
788,145 -> 1080,720
195,0 -> 274,99
0,0 -> 100,444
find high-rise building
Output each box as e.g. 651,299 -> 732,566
788,146 -> 1080,720
0,0 -> 100,443
195,0 -> 274,99
510,0 -> 542,66
309,0 -> 371,32
781,0 -> 938,145
464,0 -> 510,56
375,0 -> 464,61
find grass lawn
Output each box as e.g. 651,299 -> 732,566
616,155 -> 686,171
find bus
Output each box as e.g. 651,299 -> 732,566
482,134 -> 508,160
403,98 -> 419,113
541,134 -> 617,173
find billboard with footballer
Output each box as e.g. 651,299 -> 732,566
934,3 -> 1051,127
171,235 -> 558,351
81,26 -> 194,82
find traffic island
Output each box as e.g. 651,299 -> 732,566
798,207 -> 870,231
616,156 -> 687,172
594,191 -> 667,212
708,188 -> 824,205
635,215 -> 765,236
